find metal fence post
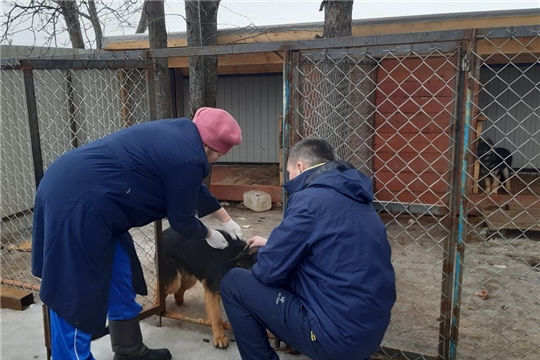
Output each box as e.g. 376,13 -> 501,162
438,45 -> 467,360
449,32 -> 477,360
282,50 -> 292,209
21,63 -> 44,188
146,65 -> 157,121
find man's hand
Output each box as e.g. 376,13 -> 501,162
247,236 -> 267,248
205,229 -> 229,249
222,219 -> 243,239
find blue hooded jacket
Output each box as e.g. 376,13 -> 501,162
252,160 -> 396,360
31,119 -> 222,334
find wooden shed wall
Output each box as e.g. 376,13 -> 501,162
373,57 -> 458,206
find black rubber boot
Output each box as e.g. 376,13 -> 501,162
109,318 -> 172,360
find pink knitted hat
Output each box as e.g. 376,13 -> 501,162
193,107 -> 242,154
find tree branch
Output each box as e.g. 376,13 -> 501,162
135,0 -> 148,33
86,0 -> 103,49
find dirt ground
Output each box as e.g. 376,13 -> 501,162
2,202 -> 539,360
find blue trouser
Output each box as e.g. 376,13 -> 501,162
220,268 -> 335,360
49,241 -> 143,359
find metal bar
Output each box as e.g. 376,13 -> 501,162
150,30 -> 471,59
10,59 -> 153,70
65,70 -> 79,148
282,50 -> 292,208
476,25 -> 540,38
301,42 -> 461,60
154,220 -> 166,313
0,278 -> 40,292
438,45 -> 467,360
291,51 -> 301,146
22,66 -> 45,188
146,66 -> 157,121
42,306 -> 51,360
139,304 -> 163,320
378,346 -> 439,360
161,310 -> 233,330
1,208 -> 34,222
449,30 -> 478,360
119,69 -> 133,128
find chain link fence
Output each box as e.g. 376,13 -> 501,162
457,28 -> 540,360
285,27 -> 539,360
288,43 -> 460,360
1,55 -> 160,309
1,26 -> 538,360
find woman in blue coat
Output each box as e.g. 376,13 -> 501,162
31,107 -> 243,360
220,138 -> 396,360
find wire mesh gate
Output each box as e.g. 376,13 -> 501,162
283,27 -> 539,360
1,26 -> 538,360
0,55 -> 164,324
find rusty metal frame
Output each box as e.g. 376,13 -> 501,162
20,58 -> 158,359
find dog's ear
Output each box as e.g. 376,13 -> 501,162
486,137 -> 494,146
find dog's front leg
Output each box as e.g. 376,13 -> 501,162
491,175 -> 500,195
485,176 -> 492,194
502,167 -> 511,192
202,281 -> 228,349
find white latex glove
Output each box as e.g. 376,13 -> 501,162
222,219 -> 244,239
205,229 -> 229,249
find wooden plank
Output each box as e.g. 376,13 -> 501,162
468,194 -> 540,216
0,286 -> 34,310
104,14 -> 540,51
477,37 -> 540,56
482,208 -> 540,232
472,117 -> 485,194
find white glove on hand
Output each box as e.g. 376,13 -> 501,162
205,229 -> 229,249
222,219 -> 244,239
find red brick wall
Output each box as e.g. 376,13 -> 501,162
373,57 -> 458,206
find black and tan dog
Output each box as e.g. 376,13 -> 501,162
476,137 -> 513,194
159,227 -> 257,349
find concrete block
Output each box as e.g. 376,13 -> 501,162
243,190 -> 272,212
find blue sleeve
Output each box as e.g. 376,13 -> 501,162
196,184 -> 221,218
163,162 -> 208,239
251,197 -> 312,286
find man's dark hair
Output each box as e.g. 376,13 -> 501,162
287,138 -> 336,168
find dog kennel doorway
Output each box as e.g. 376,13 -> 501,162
473,63 -> 540,196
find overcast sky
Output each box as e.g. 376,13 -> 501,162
2,0 -> 539,47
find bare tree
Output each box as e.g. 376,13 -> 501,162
185,0 -> 220,118
135,0 -> 148,34
57,0 -> 85,48
314,0 -> 375,175
1,0 -> 143,49
147,0 -> 171,120
85,0 -> 103,49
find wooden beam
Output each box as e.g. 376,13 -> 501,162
353,15 -> 540,38
104,14 -> 540,52
104,30 -> 321,51
168,51 -> 284,69
177,63 -> 283,76
0,286 -> 34,310
477,37 -> 540,56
